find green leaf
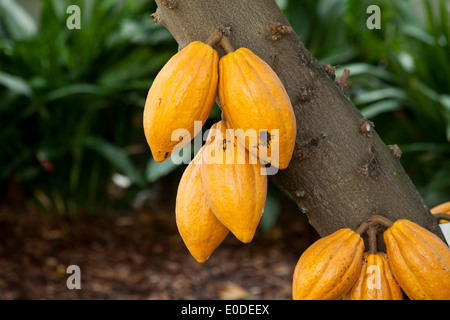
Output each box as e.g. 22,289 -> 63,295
261,186 -> 281,233
317,0 -> 346,20
133,26 -> 174,46
318,48 -> 356,65
354,88 -> 407,105
106,19 -> 172,47
396,51 -> 416,73
0,0 -> 37,40
440,95 -> 450,141
421,163 -> 450,207
82,136 -> 146,187
439,95 -> 450,112
360,99 -> 402,119
44,83 -> 107,102
399,143 -> 450,154
49,0 -> 69,20
0,71 -> 32,96
276,0 -> 289,11
413,81 -> 439,102
289,2 -> 312,44
341,63 -> 394,81
98,50 -> 171,88
400,23 -> 436,45
145,157 -> 180,184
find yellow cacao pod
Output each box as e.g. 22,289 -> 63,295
292,228 -> 364,300
143,41 -> 218,162
344,252 -> 403,300
430,201 -> 450,224
200,120 -> 267,243
218,47 -> 296,169
383,219 -> 450,300
175,148 -> 229,263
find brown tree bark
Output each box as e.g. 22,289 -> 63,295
151,0 -> 445,247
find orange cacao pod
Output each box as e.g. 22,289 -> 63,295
430,201 -> 450,224
383,219 -> 450,300
292,228 -> 364,300
143,41 -> 218,162
200,120 -> 267,243
344,252 -> 403,300
175,148 -> 229,263
218,47 -> 296,169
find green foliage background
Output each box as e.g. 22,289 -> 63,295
1,0 -> 449,227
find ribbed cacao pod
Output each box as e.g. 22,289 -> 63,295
218,47 -> 296,169
383,219 -> 450,300
200,120 -> 267,243
430,201 -> 450,224
175,148 -> 229,263
344,252 -> 403,300
292,228 -> 364,300
143,41 -> 218,162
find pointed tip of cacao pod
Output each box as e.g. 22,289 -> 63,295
234,231 -> 255,244
192,254 -> 210,264
185,242 -> 215,264
151,149 -> 171,162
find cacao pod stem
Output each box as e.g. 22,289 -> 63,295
205,29 -> 223,47
356,221 -> 370,235
368,215 -> 394,228
433,212 -> 450,223
220,36 -> 235,53
368,226 -> 378,255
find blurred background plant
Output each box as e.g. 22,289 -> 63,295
0,0 -> 449,228
0,0 -> 180,214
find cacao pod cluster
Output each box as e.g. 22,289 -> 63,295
143,31 -> 296,262
292,214 -> 450,300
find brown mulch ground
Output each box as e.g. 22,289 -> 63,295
0,199 -> 319,300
